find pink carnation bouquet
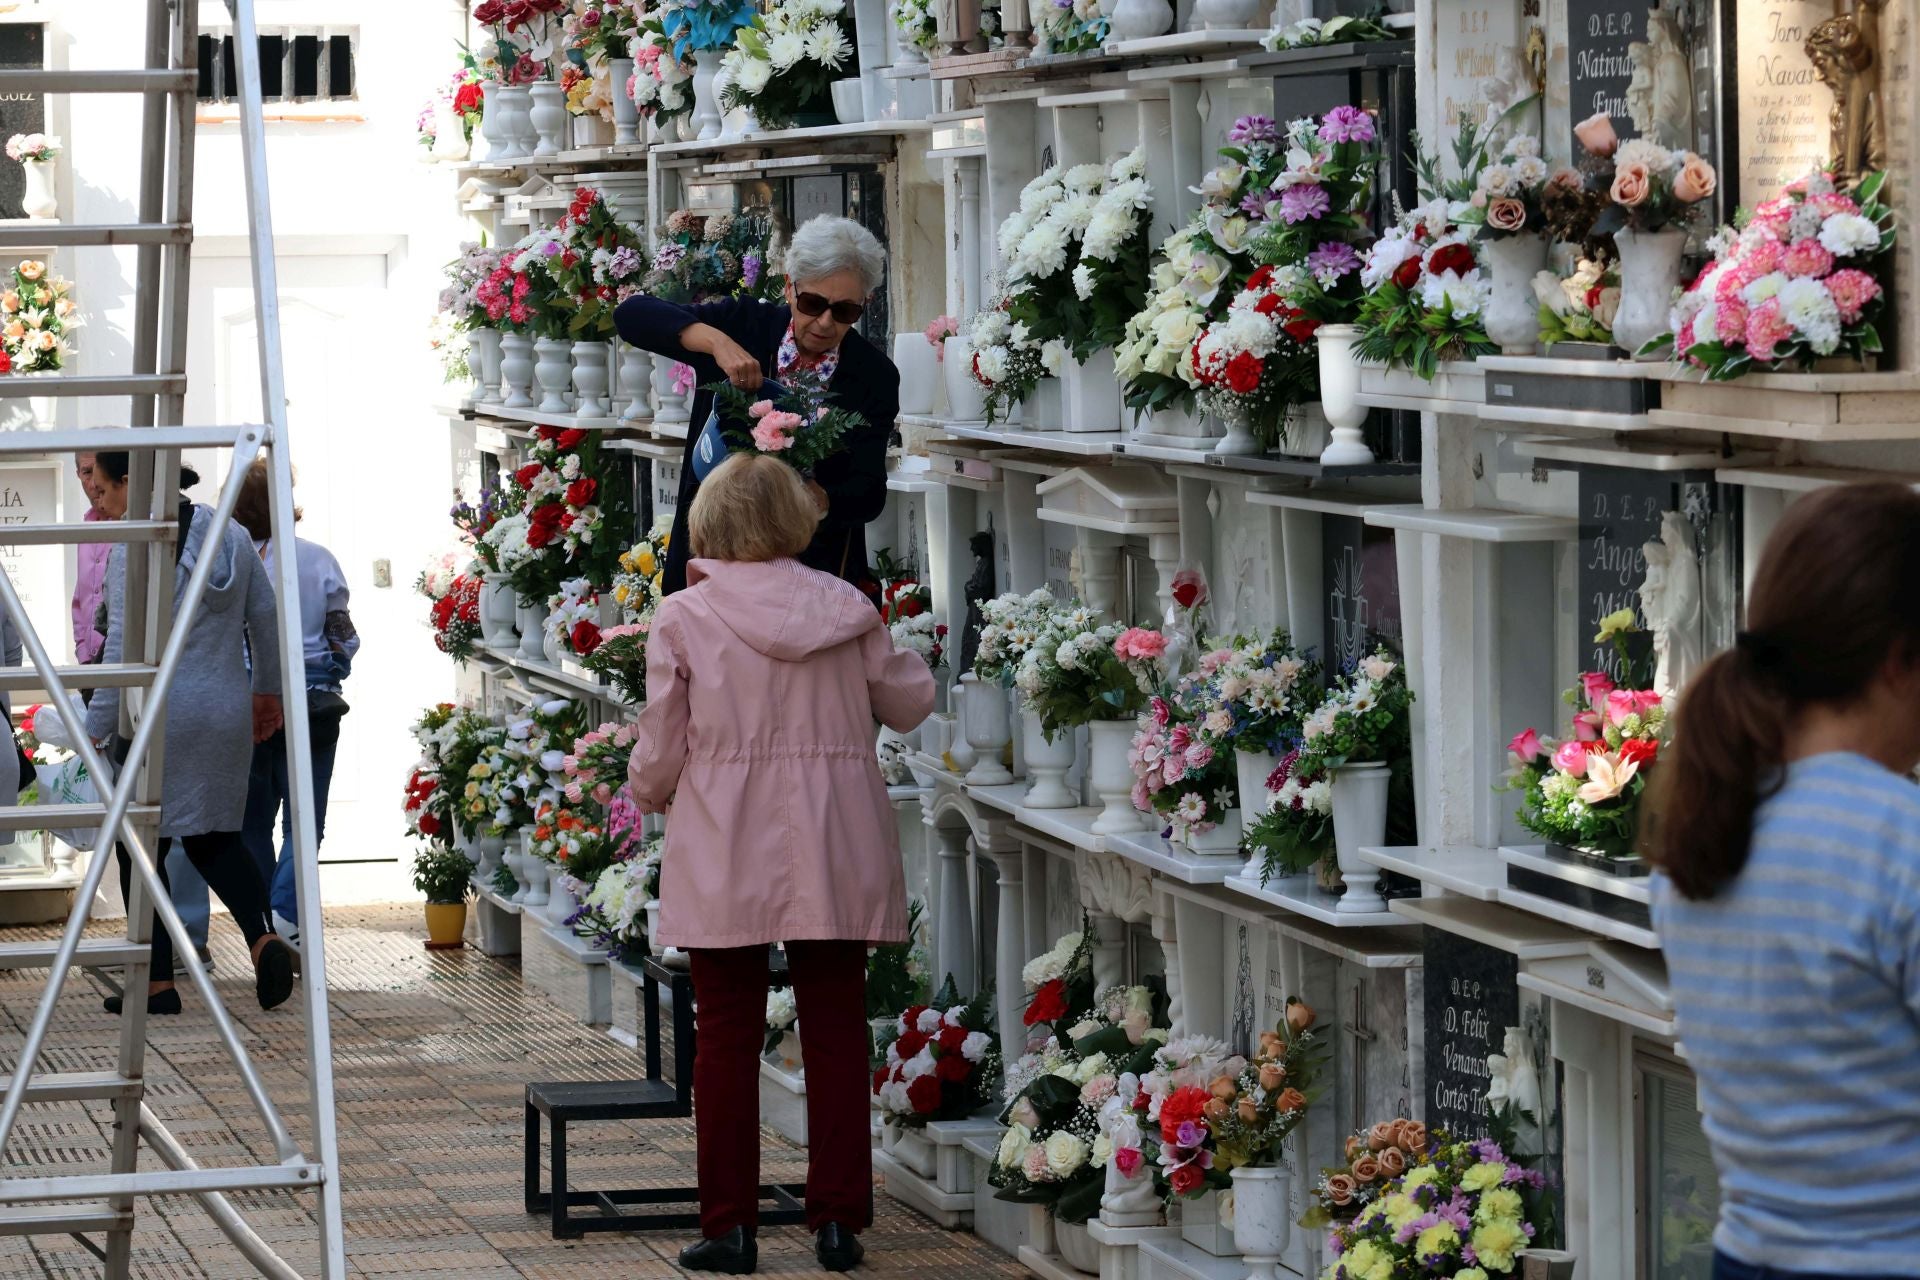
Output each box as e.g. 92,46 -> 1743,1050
1655,168 -> 1893,380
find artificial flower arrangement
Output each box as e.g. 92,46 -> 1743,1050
1534,256 -> 1620,347
561,0 -> 638,120
629,17 -> 696,129
474,0 -> 567,84
1186,261 -> 1319,447
1318,1133 -> 1541,1280
1353,199 -> 1493,378
966,294 -> 1047,422
0,259 -> 79,374
505,696 -> 592,830
1020,922 -> 1096,1034
560,57 -> 613,119
703,363 -> 858,474
530,800 -> 617,900
418,557 -> 483,663
513,423 -> 630,591
504,227 -> 580,342
656,0 -> 760,59
1129,680 -> 1239,842
1295,647 -> 1413,779
720,0 -> 855,131
543,187 -> 649,341
543,576 -> 606,659
1116,116 -> 1296,418
1118,1000 -> 1323,1203
642,209 -> 782,303
1304,1117 -> 1431,1229
889,0 -> 939,57
1572,113 -> 1718,239
402,703 -> 462,844
1028,0 -> 1108,56
611,518 -> 671,623
417,55 -> 486,151
473,254 -> 531,333
1015,610 -> 1146,741
871,977 -> 1002,1127
439,242 -> 504,333
5,133 -> 59,164
1244,747 -> 1334,884
990,984 -> 1169,1225
971,587 -> 1060,685
1654,168 -> 1893,379
460,740 -> 528,839
564,720 -> 636,810
1462,133 -> 1552,241
583,622 -> 652,704
437,708 -> 502,844
1502,609 -> 1666,863
1263,12 -> 1395,50
1205,629 -> 1323,756
573,825 -> 656,958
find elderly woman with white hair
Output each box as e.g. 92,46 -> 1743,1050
616,214 -> 898,602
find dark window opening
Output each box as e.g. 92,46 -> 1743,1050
258,34 -> 285,99
290,35 -> 320,99
197,30 -> 357,104
326,35 -> 353,98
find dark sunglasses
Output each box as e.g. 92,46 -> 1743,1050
794,291 -> 865,324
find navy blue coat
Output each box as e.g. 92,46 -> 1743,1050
614,294 -> 898,596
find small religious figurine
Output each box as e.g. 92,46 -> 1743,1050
1640,510 -> 1703,697
1626,5 -> 1695,149
956,528 -> 995,675
1808,0 -> 1889,186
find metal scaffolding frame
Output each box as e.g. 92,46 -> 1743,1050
0,1 -> 345,1275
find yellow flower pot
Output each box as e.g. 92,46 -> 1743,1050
424,901 -> 467,950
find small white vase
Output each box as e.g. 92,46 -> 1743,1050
532,337 -> 573,413
517,603 -> 550,663
1055,1219 -> 1101,1274
943,337 -> 987,421
523,856 -> 551,908
1229,1166 -> 1292,1280
652,355 -> 691,423
1063,349 -> 1122,433
691,50 -> 725,140
1107,0 -> 1174,40
1088,718 -> 1144,836
1315,323 -> 1373,466
1484,236 -> 1549,355
893,333 -> 942,416
480,573 -> 519,647
478,79 -> 510,161
476,833 -> 505,881
468,327 -> 503,405
506,842 -> 531,903
619,345 -> 651,422
1613,226 -> 1687,359
499,333 -> 536,408
502,84 -> 539,157
528,81 -> 568,157
610,56 -> 640,145
1190,0 -> 1261,28
570,339 -> 612,417
20,157 -> 56,221
1235,749 -> 1280,820
958,673 -> 1014,786
1021,711 -> 1077,809
1213,402 -> 1261,456
1176,809 -> 1243,856
431,100 -> 472,162
831,77 -> 864,124
1330,761 -> 1391,913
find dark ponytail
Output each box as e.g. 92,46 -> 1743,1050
90,451 -> 198,491
1645,483 -> 1920,899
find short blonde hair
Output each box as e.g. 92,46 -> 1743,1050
689,453 -> 820,563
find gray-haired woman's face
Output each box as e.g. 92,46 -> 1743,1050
786,269 -> 867,356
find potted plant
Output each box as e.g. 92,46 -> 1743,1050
1293,648 -> 1413,913
413,842 -> 475,950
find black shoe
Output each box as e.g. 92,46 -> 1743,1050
104,988 -> 182,1017
679,1227 -> 756,1274
254,936 -> 296,1010
816,1223 -> 864,1272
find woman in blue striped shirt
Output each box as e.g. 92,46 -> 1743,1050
1649,482 -> 1920,1280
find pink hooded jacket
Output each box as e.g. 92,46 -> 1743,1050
628,556 -> 936,949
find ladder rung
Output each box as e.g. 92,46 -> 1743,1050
0,802 -> 160,832
0,223 -> 190,248
0,520 -> 177,546
0,426 -> 253,453
0,1070 -> 142,1105
0,1201 -> 131,1236
0,69 -> 195,94
0,663 -> 156,692
0,1164 -> 326,1203
0,374 -> 184,399
0,939 -> 151,971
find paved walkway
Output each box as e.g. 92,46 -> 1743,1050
0,903 -> 1025,1278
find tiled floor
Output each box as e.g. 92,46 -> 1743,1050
0,904 -> 1026,1278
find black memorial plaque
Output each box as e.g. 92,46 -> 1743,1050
0,25 -> 45,222
1575,465 -> 1671,682
1422,927 -> 1519,1141
1321,514 -> 1402,677
1566,0 -> 1641,157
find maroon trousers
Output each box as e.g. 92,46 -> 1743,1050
688,940 -> 873,1237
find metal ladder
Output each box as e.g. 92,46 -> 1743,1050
0,2 -> 345,1276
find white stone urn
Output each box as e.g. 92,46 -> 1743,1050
21,156 -> 57,220
523,855 -> 552,908
1213,402 -> 1261,456
893,332 -> 942,416
1020,711 -> 1077,809
610,56 -> 640,145
1483,235 -> 1550,355
468,327 -> 504,405
1613,226 -> 1687,358
570,339 -> 612,417
528,80 -> 568,156
1229,1165 -> 1292,1280
1107,0 -> 1174,40
691,49 -> 726,140
958,673 -> 1014,786
943,337 -> 987,421
1315,323 -> 1373,466
532,337 -> 573,413
1330,761 -> 1391,913
480,574 -> 519,647
516,602 -> 550,663
1088,718 -> 1145,835
1191,0 -> 1261,28
499,333 -> 537,408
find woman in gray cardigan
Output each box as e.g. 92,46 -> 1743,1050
86,453 -> 296,1016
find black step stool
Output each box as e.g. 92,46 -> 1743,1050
524,950 -> 808,1238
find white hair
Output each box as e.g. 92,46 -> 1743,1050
783,215 -> 886,295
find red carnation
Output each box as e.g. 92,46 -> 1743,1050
894,1028 -> 929,1060
1619,737 -> 1659,768
1253,292 -> 1283,316
570,620 -> 602,656
1168,1164 -> 1205,1196
514,463 -> 544,489
556,428 -> 589,450
526,504 -> 566,548
934,1052 -> 972,1083
418,813 -> 441,837
907,1075 -> 942,1114
1391,258 -> 1421,289
535,425 -> 564,442
1224,350 -> 1263,395
895,595 -> 923,618
565,477 -> 597,508
1426,243 -> 1475,277
1246,265 -> 1275,290
937,1024 -> 968,1054
453,82 -> 484,115
1024,978 -> 1069,1027
1412,222 -> 1431,243
872,1066 -> 890,1095
1158,1085 -> 1210,1145
1282,316 -> 1322,343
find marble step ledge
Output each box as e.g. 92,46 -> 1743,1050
1645,364 -> 1920,442
1137,1235 -> 1250,1280
875,1144 -> 974,1229
960,1131 -> 1053,1259
1354,361 -> 1484,415
1495,845 -> 1659,951
522,922 -> 613,1027
471,884 -> 524,958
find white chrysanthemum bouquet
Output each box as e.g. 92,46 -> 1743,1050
720,0 -> 855,130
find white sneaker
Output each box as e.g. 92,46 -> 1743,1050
172,945 -> 214,977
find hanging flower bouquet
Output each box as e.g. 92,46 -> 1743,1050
720,0 -> 854,130
629,18 -> 695,128
418,559 -> 483,663
871,976 -> 1002,1128
1534,256 -> 1620,346
1017,614 -> 1150,739
1320,1134 -> 1541,1279
1657,169 -> 1893,379
973,588 -> 1060,684
0,260 -> 79,374
889,0 -> 939,56
1302,1117 -> 1431,1230
1352,200 -> 1494,379
543,576 -> 606,659
703,363 -> 858,473
1503,610 -> 1666,862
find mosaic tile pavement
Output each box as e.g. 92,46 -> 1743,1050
0,903 -> 1027,1278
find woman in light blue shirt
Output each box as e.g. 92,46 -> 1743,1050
1649,482 -> 1920,1280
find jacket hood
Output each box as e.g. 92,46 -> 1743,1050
685,557 -> 877,661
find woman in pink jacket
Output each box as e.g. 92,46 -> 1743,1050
628,453 -> 935,1275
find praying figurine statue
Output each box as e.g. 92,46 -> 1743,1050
1640,511 -> 1703,697
1626,6 -> 1694,149
1808,0 -> 1889,186
957,528 -> 995,676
